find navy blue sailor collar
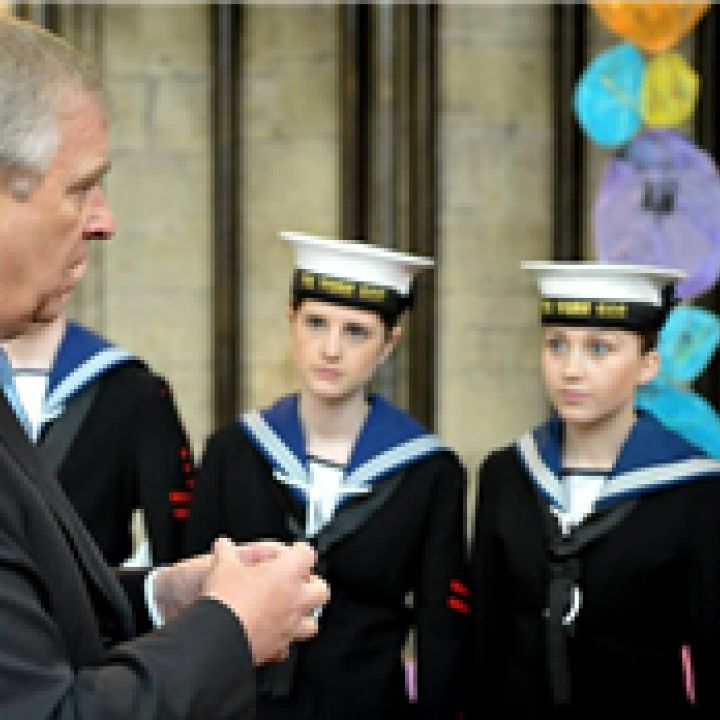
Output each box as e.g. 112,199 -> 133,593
516,411 -> 720,512
241,392 -> 445,507
42,321 -> 135,424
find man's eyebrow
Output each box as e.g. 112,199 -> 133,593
68,160 -> 112,190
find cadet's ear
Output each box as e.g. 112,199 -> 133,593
638,347 -> 660,386
381,324 -> 402,363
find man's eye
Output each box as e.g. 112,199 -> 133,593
546,337 -> 566,352
67,183 -> 95,208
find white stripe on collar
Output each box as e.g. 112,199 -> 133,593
243,411 -> 307,482
345,435 -> 444,489
600,457 -> 720,503
517,432 -> 565,509
244,410 -> 443,490
243,412 -> 369,537
517,430 -> 720,512
42,347 -> 134,424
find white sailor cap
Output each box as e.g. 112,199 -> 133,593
521,260 -> 686,332
282,231 -> 434,322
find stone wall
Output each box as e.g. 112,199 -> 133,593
439,5 -> 554,516
62,3 -> 557,485
66,3 -> 213,457
242,3 -> 340,413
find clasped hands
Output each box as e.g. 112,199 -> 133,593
153,538 -> 329,665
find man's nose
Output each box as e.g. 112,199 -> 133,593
83,185 -> 115,241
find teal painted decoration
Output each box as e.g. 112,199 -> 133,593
574,43 -> 644,148
636,305 -> 720,459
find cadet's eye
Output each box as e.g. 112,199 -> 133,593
589,340 -> 611,356
345,323 -> 371,340
545,336 -> 567,353
304,315 -> 326,331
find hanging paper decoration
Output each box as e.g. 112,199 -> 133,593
641,51 -> 699,128
636,305 -> 720,459
594,129 -> 720,300
585,3 -> 720,453
590,1 -> 710,55
574,43 -> 644,148
637,378 -> 720,459
654,305 -> 720,384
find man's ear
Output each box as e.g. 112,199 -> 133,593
638,347 -> 660,386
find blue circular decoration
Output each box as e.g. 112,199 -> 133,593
574,43 -> 644,148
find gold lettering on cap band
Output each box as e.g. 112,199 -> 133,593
293,269 -> 399,312
595,301 -> 628,319
358,284 -> 386,301
539,297 -> 651,327
300,272 -> 316,290
540,299 -> 630,320
556,300 -> 591,317
318,276 -> 355,297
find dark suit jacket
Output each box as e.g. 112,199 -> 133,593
0,394 -> 255,718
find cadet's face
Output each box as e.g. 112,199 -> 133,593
541,326 -> 658,430
289,299 -> 399,403
0,91 -> 114,338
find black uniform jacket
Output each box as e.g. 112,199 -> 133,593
51,362 -> 194,565
469,413 -> 720,718
33,322 -> 195,565
185,393 -> 469,720
0,393 -> 255,719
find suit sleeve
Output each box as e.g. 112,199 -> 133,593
131,376 -> 196,564
414,453 -> 469,720
0,530 -> 255,719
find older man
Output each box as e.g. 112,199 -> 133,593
0,16 -> 328,719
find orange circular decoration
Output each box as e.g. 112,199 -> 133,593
590,2 -> 710,54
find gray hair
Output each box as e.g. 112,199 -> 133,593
0,16 -> 105,176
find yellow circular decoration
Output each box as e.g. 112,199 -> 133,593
591,2 -> 710,54
641,52 -> 699,128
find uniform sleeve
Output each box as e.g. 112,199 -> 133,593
131,377 -> 196,564
183,431 -> 228,557
466,453 -> 506,720
685,477 -> 720,716
414,453 -> 469,720
0,530 -> 255,719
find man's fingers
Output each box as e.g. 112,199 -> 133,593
235,540 -> 285,565
302,575 -> 330,610
281,541 -> 319,579
293,614 -> 320,642
212,535 -> 236,559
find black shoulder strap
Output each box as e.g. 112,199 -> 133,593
287,472 -> 404,556
38,381 -> 100,474
541,498 -> 638,708
262,472 -> 405,699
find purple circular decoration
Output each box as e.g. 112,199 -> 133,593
594,128 -> 720,300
